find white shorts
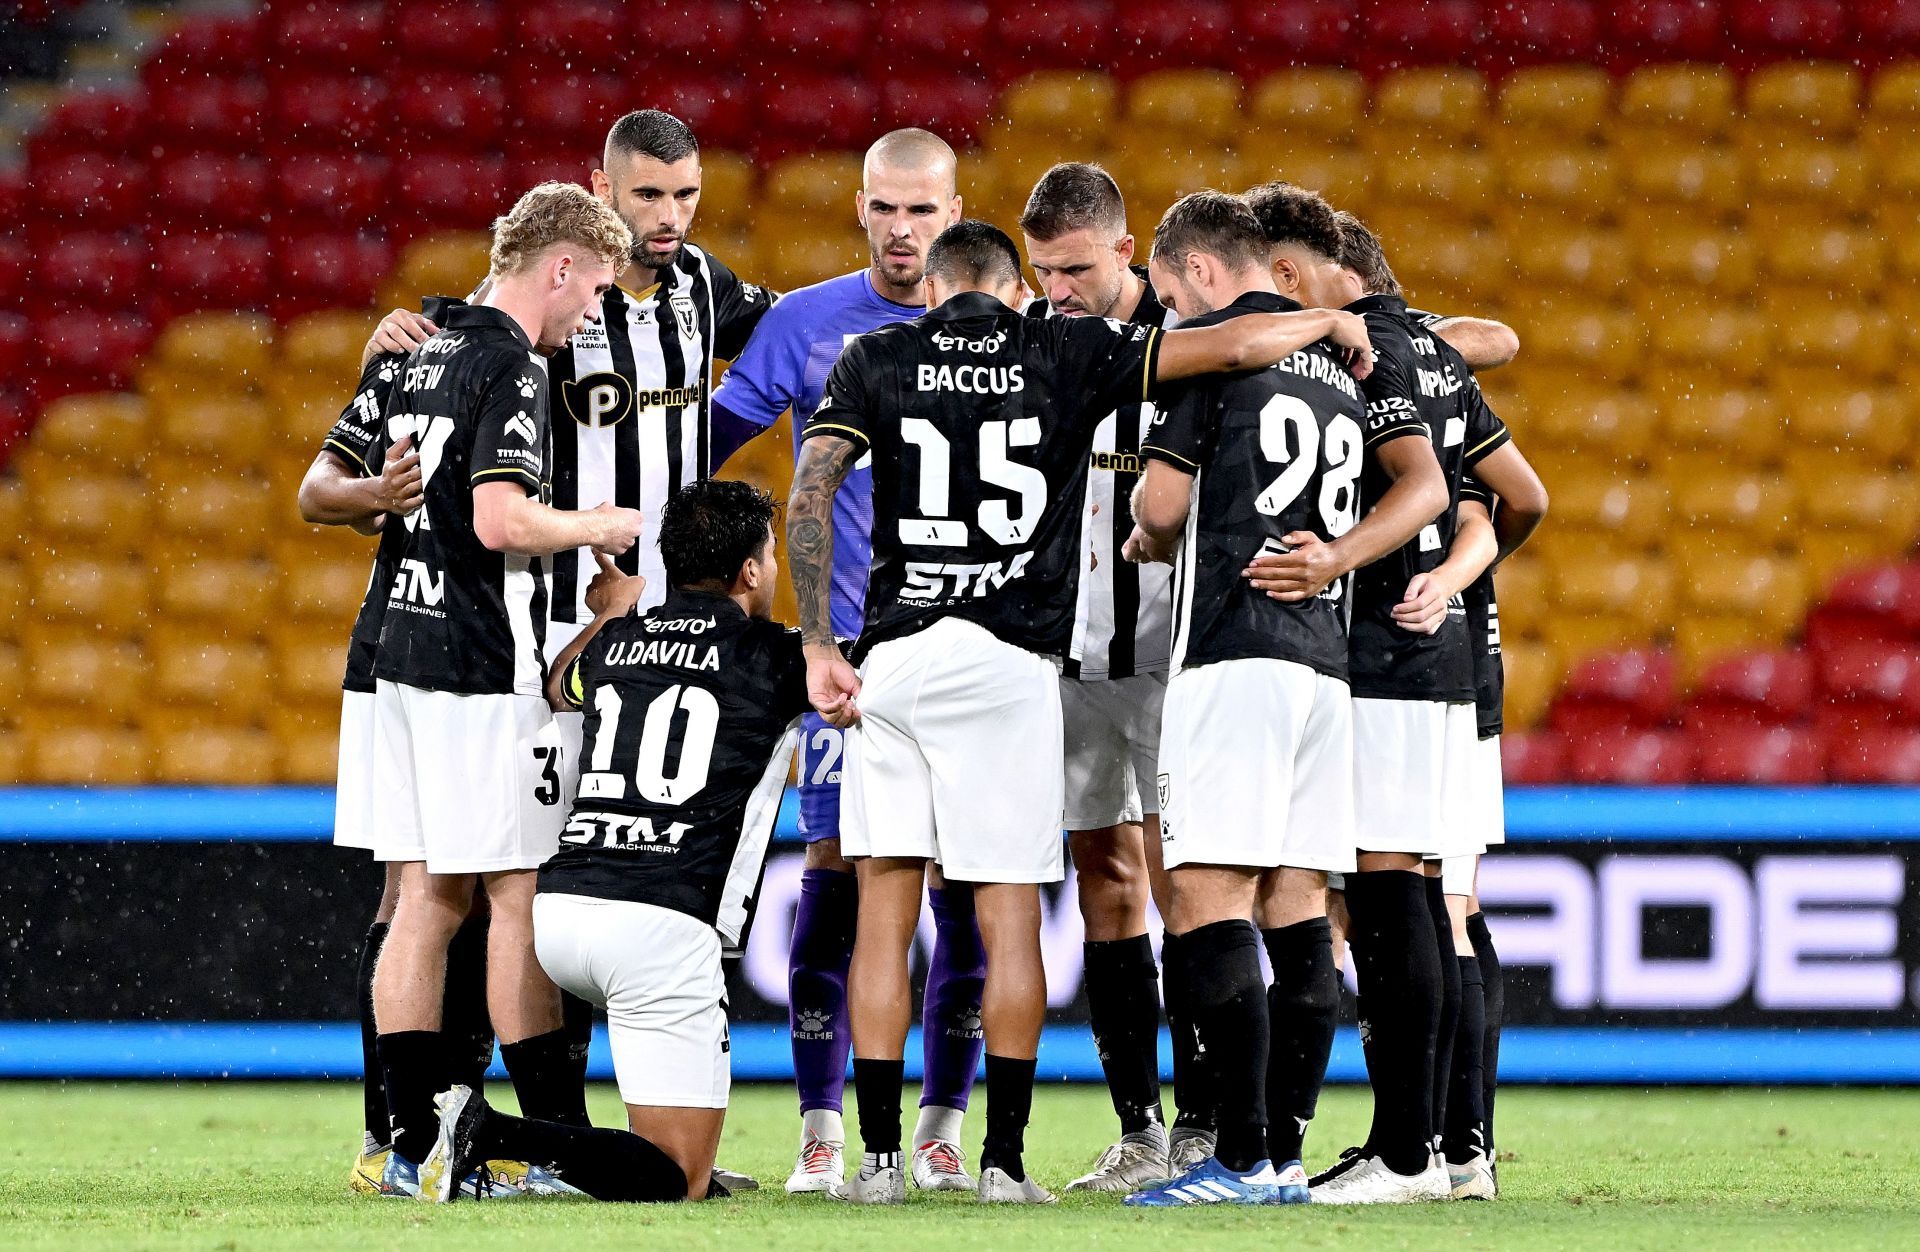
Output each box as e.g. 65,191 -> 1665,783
534,893 -> 729,1109
333,688 -> 378,850
1159,658 -> 1356,874
1469,732 -> 1505,848
842,617 -> 1066,884
1441,853 -> 1478,897
1352,698 -> 1475,858
371,680 -> 568,873
1433,703 -> 1483,860
1061,670 -> 1166,830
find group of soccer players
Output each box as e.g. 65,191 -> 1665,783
297,105 -> 1546,1209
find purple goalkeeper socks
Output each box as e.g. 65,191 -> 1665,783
921,886 -> 986,1112
789,868 -> 857,1112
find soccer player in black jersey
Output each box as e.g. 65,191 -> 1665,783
413,479 -> 804,1204
367,185 -> 647,1197
1018,162 -> 1191,1191
1118,192 -> 1446,1206
788,220 -> 1373,1205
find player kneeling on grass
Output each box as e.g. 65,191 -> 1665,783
419,480 -> 809,1203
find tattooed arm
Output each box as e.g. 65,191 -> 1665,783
788,432 -> 863,727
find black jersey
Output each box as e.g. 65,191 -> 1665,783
1024,269 -> 1182,681
1141,292 -> 1367,680
546,247 -> 777,624
803,290 -> 1163,663
324,298 -> 459,694
1459,473 -> 1503,738
539,589 -> 808,954
1345,294 -> 1508,702
372,304 -> 553,697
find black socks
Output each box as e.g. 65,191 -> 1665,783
981,1054 -> 1038,1181
376,1029 -> 447,1165
441,914 -> 494,1091
1178,920 -> 1268,1172
1444,953 -> 1489,1164
1467,910 -> 1503,1154
1083,934 -> 1165,1136
357,921 -> 389,1147
502,1028 -> 591,1127
1262,917 -> 1339,1166
1342,869 -> 1442,1176
475,1103 -> 686,1202
1160,931 -> 1216,1134
853,1056 -> 905,1160
1425,875 -> 1461,1147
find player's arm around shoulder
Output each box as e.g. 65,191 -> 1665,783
545,553 -> 648,711
1153,308 -> 1374,380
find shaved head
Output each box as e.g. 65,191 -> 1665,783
864,127 -> 957,198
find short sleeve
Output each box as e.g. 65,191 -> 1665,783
711,300 -> 803,431
1459,471 -> 1493,507
321,353 -> 404,474
801,335 -> 875,453
1461,379 -> 1511,467
707,252 -> 779,359
774,630 -> 811,722
1357,317 -> 1429,448
1057,315 -> 1163,422
470,356 -> 548,493
1139,379 -> 1213,474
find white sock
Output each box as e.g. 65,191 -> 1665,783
912,1104 -> 963,1146
801,1107 -> 845,1146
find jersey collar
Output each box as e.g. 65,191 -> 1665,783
927,290 -> 1013,321
446,304 -> 534,351
664,586 -> 748,619
1345,292 -> 1407,317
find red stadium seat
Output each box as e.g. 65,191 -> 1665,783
149,233 -> 272,321
45,232 -> 147,305
153,154 -> 270,228
887,1 -> 991,64
1566,728 -> 1695,784
992,1 -> 1116,77
593,1 -> 749,69
879,77 -> 995,148
514,0 -> 629,58
1682,649 -> 1815,730
38,310 -> 152,394
394,1 -> 504,71
1486,0 -> 1603,67
145,77 -> 267,150
1607,1 -> 1726,66
1828,727 -> 1920,783
0,314 -> 28,378
1694,724 -> 1826,784
391,72 -> 506,152
269,1 -> 387,73
756,76 -> 880,159
140,13 -> 261,85
32,152 -> 143,230
1361,0 -> 1486,68
1501,730 -> 1568,784
1112,1 -> 1235,78
1816,642 -> 1920,715
502,68 -> 632,157
1856,1 -> 1920,55
1231,1 -> 1360,75
756,1 -> 871,71
395,154 -> 509,232
269,74 -> 389,151
276,153 -> 390,226
1803,564 -> 1920,656
1725,1 -> 1852,60
1550,649 -> 1677,736
275,232 -> 395,313
644,77 -> 756,152
25,86 -> 144,163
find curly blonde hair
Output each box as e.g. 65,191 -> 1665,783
489,182 -> 633,277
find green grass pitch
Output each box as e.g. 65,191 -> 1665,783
4,1082 -> 1919,1249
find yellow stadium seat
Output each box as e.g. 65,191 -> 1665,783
1869,61 -> 1920,120
1549,474 -> 1670,551
1492,553 -> 1551,629
153,475 -> 274,551
0,726 -> 22,782
1798,531 -> 1906,595
752,227 -> 864,293
24,631 -> 144,715
1890,229 -> 1920,284
1508,226 -> 1624,299
150,725 -> 277,784
1127,70 -> 1242,144
269,704 -> 340,783
1747,141 -> 1869,212
151,311 -> 275,381
763,153 -> 863,216
998,71 -> 1118,143
1637,227 -> 1759,295
1371,68 -> 1489,141
697,228 -> 757,282
1648,308 -> 1769,376
1618,64 -> 1738,137
1774,306 -> 1898,375
281,553 -> 375,623
1672,471 -> 1797,546
1245,69 -> 1367,144
280,310 -> 376,378
385,232 -> 488,307
26,722 -> 150,784
1745,63 -> 1860,134
1549,613 -> 1660,659
1673,616 -> 1775,685
153,393 -> 271,466
696,151 -> 755,230
1239,146 -> 1371,209
28,555 -> 150,630
0,561 -> 24,637
1761,226 -> 1884,288
156,559 -> 279,627
1619,147 -> 1746,216
1552,556 -> 1676,628
1676,551 -> 1810,635
1499,637 -> 1562,730
1525,307 -> 1643,381
29,473 -> 150,550
150,631 -> 271,710
1500,151 -> 1619,214
1789,459 -> 1920,539
1383,228 -> 1499,304
0,476 -> 23,538
1782,385 -> 1911,459
1497,66 -> 1614,137
1373,151 -> 1494,215
1654,387 -> 1777,462
268,626 -> 351,707
1518,385 -> 1657,458
1107,148 -> 1246,220
30,394 -> 151,467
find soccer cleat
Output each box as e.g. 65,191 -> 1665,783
381,1150 -> 424,1199
1307,1152 -> 1444,1205
415,1086 -> 530,1202
976,1166 -> 1056,1205
1124,1156 -> 1281,1207
510,1163 -> 581,1197
1268,1159 -> 1311,1205
785,1129 -> 846,1194
1166,1126 -> 1217,1177
835,1160 -> 906,1204
911,1139 -> 975,1191
712,1164 -> 759,1193
1308,1144 -> 1368,1188
1066,1129 -> 1172,1193
349,1143 -> 392,1196
1448,1151 -> 1497,1200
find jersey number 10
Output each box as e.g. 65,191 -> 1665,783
586,683 -> 720,804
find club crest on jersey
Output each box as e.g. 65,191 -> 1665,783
670,291 -> 698,339
561,371 -> 635,429
516,374 -> 538,399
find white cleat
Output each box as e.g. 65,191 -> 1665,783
911,1139 -> 975,1191
1448,1150 -> 1497,1200
785,1129 -> 846,1195
1308,1153 -> 1446,1205
977,1166 -> 1056,1205
835,1162 -> 906,1204
1166,1127 -> 1216,1178
1066,1129 -> 1172,1193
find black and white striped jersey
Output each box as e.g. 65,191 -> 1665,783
1142,292 -> 1369,680
371,304 -> 553,698
542,589 -> 808,955
544,245 -> 775,625
1024,270 -> 1181,682
1459,472 -> 1504,738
